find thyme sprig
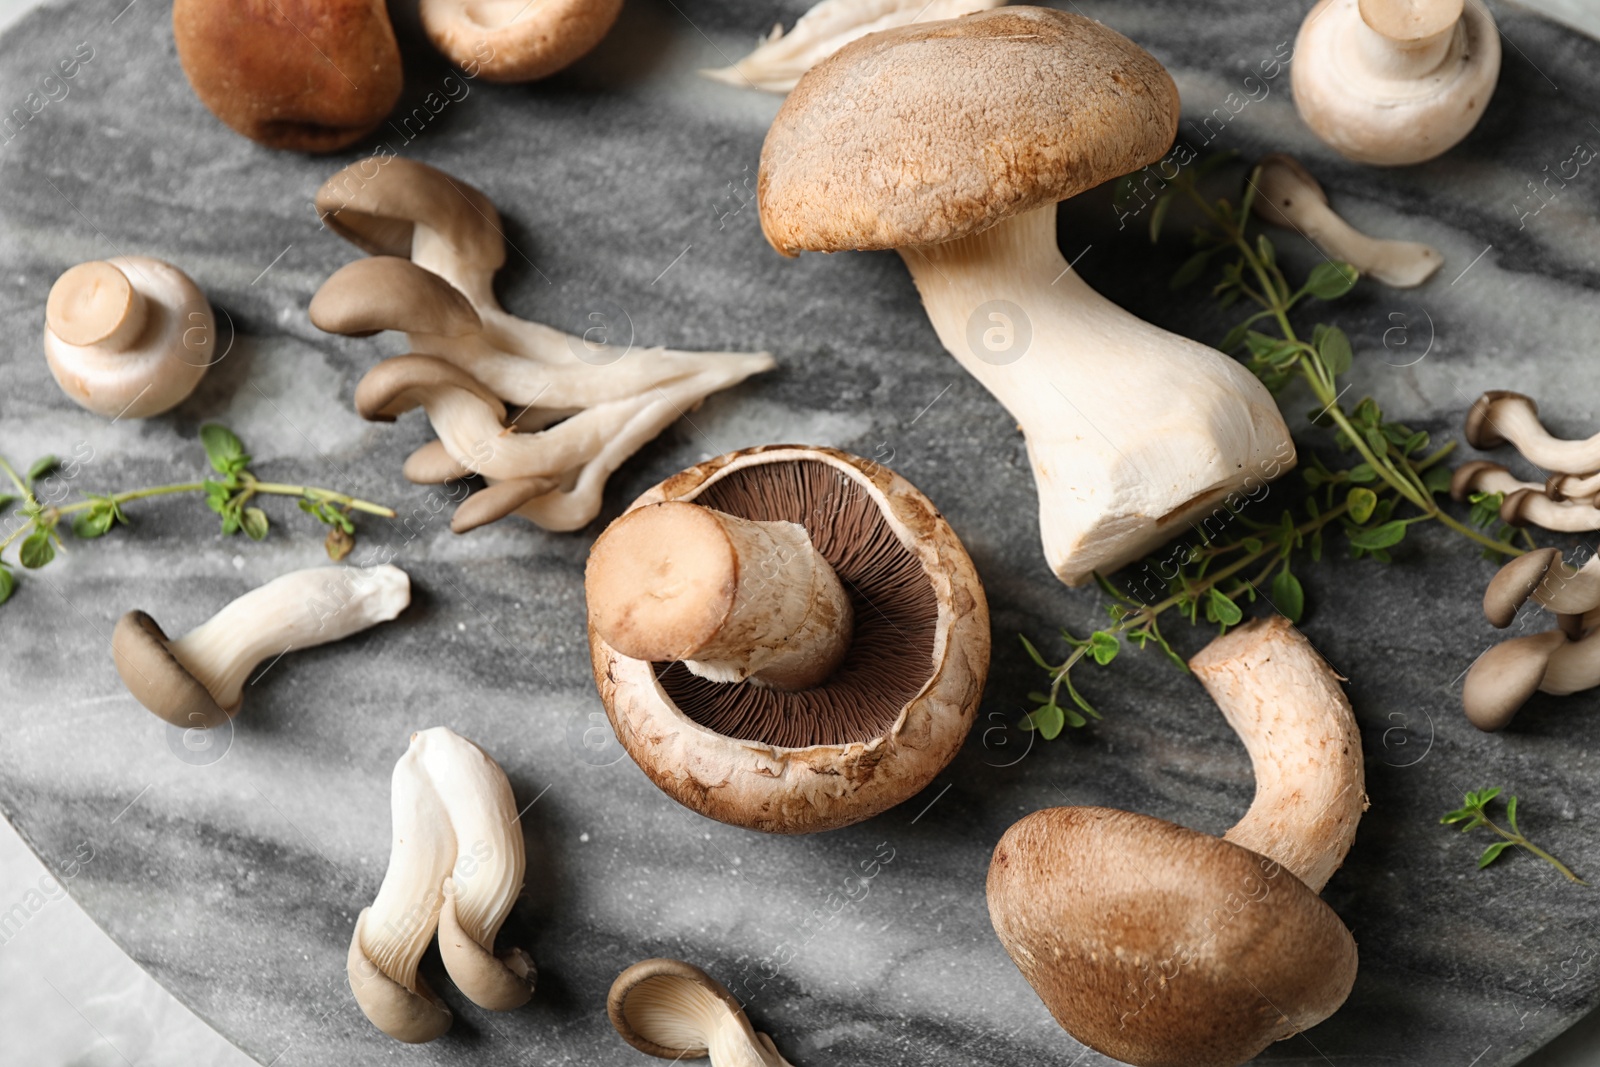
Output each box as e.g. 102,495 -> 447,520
1442,788 -> 1584,884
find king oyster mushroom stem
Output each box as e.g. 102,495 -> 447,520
351,727 -> 533,1042
1250,154 -> 1443,288
589,445 -> 989,834
1462,627 -> 1600,731
758,8 -> 1295,587
987,618 -> 1364,1067
1450,461 -> 1600,533
1466,391 -> 1600,475
608,958 -> 794,1065
1293,0 -> 1500,165
44,257 -> 214,419
588,500 -> 853,689
700,0 -> 1003,93
310,158 -> 773,532
112,565 -> 410,729
1482,548 -> 1600,633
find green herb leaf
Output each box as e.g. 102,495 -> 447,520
241,506 -> 270,542
1149,193 -> 1172,244
1018,634 -> 1052,672
1208,588 -> 1243,627
26,455 -> 59,483
1271,569 -> 1305,623
1170,250 -> 1211,290
1347,487 -> 1378,524
1348,521 -> 1407,550
1318,326 -> 1353,378
1025,702 -> 1066,740
1305,261 -> 1359,300
0,565 -> 13,605
1423,465 -> 1454,495
72,507 -> 115,539
1478,841 -> 1513,869
1507,795 -> 1520,834
200,424 -> 250,475
19,528 -> 55,569
0,493 -> 15,515
1088,631 -> 1120,666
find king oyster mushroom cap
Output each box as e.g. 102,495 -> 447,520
588,445 -> 989,834
1292,0 -> 1500,166
1250,153 -> 1443,288
1466,391 -> 1600,474
758,8 -> 1296,587
420,0 -> 623,83
608,958 -> 793,1065
44,256 -> 214,419
112,565 -> 410,728
1461,628 -> 1600,731
987,618 -> 1364,1067
700,0 -> 1003,94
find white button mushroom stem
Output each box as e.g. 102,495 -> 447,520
1250,154 -> 1443,289
587,501 -> 853,690
900,204 -> 1295,586
699,0 -> 1004,93
1189,617 -> 1367,893
608,959 -> 794,1066
1466,391 -> 1600,475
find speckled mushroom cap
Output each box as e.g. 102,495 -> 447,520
587,445 -> 989,834
988,807 -> 1358,1067
757,7 -> 1181,255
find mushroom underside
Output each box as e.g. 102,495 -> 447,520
653,459 -> 938,748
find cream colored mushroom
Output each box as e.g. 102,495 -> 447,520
44,257 -> 214,419
1450,461 -> 1600,533
420,0 -> 622,82
1293,0 -> 1500,165
1463,628 -> 1600,731
1546,469 -> 1600,503
1250,154 -> 1442,288
1465,391 -> 1600,475
311,158 -> 773,532
1482,548 -> 1600,634
608,958 -> 794,1065
701,0 -> 1004,93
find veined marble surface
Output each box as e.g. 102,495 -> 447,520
1,1 -> 1599,1065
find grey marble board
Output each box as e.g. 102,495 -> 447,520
1,0 -> 1598,1064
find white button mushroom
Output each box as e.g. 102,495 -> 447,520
608,958 -> 794,1066
111,565 -> 410,729
44,257 -> 214,419
1293,0 -> 1500,165
758,9 -> 1296,587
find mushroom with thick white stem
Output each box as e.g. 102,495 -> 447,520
608,958 -> 794,1065
112,565 -> 410,729
1450,461 -> 1600,533
44,257 -> 214,419
1292,0 -> 1500,165
588,445 -> 988,833
700,0 -> 1003,94
987,617 -> 1364,1067
1465,391 -> 1600,475
1250,153 -> 1443,288
420,0 -> 622,83
1482,548 -> 1600,633
758,8 -> 1296,587
310,157 -> 774,532
1463,627 -> 1600,731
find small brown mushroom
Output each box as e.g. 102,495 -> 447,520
607,958 -> 793,1064
1250,154 -> 1442,288
1462,628 -> 1600,731
1450,461 -> 1600,533
1482,548 -> 1600,635
44,257 -> 214,419
308,257 -> 481,339
172,0 -> 402,152
1465,391 -> 1600,474
587,445 -> 988,834
988,618 -> 1364,1067
421,0 -> 623,83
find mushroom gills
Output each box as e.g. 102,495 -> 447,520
608,958 -> 795,1066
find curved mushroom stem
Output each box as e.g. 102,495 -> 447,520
900,203 -> 1296,586
1500,488 -> 1600,532
1189,617 -> 1366,893
168,565 -> 410,714
1449,460 -> 1541,502
1463,628 -> 1600,731
608,958 -> 794,1066
700,0 -> 1004,93
1465,391 -> 1600,474
587,501 -> 854,690
1548,469 -> 1600,502
1250,154 -> 1443,288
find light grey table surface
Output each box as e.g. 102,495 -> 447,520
2,1 -> 1599,1066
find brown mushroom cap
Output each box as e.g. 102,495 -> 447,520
1462,630 -> 1567,731
437,881 -> 536,1011
1483,547 -> 1563,628
111,611 -> 228,729
758,7 -> 1180,255
420,0 -> 624,83
308,256 -> 481,338
988,806 -> 1358,1067
347,910 -> 454,1044
588,445 -> 989,834
607,958 -> 744,1059
1463,390 -> 1534,451
315,156 -> 505,274
1449,459 -> 1510,503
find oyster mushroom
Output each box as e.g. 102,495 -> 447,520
587,445 -> 989,834
421,0 -> 623,83
1462,628 -> 1600,731
758,8 -> 1295,586
1465,391 -> 1600,475
608,958 -> 793,1065
311,157 -> 774,532
701,0 -> 1004,94
112,565 -> 410,729
1292,0 -> 1500,165
1250,154 -> 1442,288
44,257 -> 214,419
1450,461 -> 1600,534
988,618 -> 1364,1067
1482,548 -> 1600,633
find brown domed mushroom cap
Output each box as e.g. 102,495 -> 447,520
988,806 -> 1358,1067
309,256 -> 481,338
315,157 -> 505,275
111,611 -> 228,729
1462,630 -> 1567,731
1483,547 -> 1563,628
420,0 -> 624,83
1463,390 -> 1534,451
758,7 -> 1180,255
589,445 -> 989,834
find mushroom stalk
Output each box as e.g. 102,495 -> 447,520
1353,0 -> 1459,78
899,204 -> 1295,586
587,501 -> 853,690
1190,617 -> 1366,892
1466,391 -> 1600,474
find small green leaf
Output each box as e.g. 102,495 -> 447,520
1219,321 -> 1252,353
1256,234 -> 1276,267
1241,537 -> 1264,554
0,565 -> 13,605
0,493 -> 15,515
1347,487 -> 1379,524
1148,193 -> 1172,243
26,455 -> 59,483
1064,679 -> 1102,722
1018,634 -> 1052,672
72,507 -> 115,539
1318,326 -> 1354,378
1507,795 -> 1520,835
1305,261 -> 1359,300
1478,840 -> 1513,869
1423,465 -> 1454,495
241,506 -> 270,542
1026,702 -> 1066,740
200,424 -> 250,475
1208,588 -> 1243,627
1271,569 -> 1305,623
19,528 -> 55,569
1170,250 -> 1211,290
1088,631 -> 1120,666
1349,521 -> 1407,550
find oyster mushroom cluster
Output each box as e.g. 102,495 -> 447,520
310,157 -> 774,533
1455,391 -> 1600,532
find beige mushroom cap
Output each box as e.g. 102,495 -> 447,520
1462,630 -> 1567,731
758,7 -> 1180,255
421,0 -> 623,83
111,611 -> 228,729
1483,547 -> 1564,628
309,256 -> 481,338
588,445 -> 989,834
315,156 -> 505,276
347,909 -> 454,1043
607,958 -> 743,1059
987,806 -> 1358,1067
